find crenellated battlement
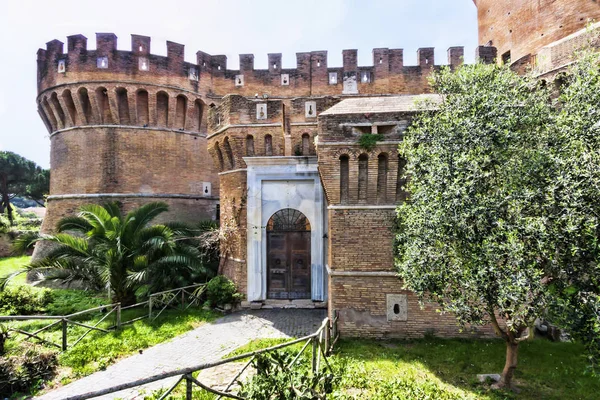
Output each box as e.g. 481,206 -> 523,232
37,33 -> 498,101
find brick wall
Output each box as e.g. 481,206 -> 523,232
475,0 -> 600,64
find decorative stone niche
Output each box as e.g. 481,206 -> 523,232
57,59 -> 66,73
305,101 -> 317,118
386,294 -> 408,321
256,103 -> 267,120
329,72 -> 338,85
97,56 -> 108,69
139,57 -> 149,71
342,72 -> 358,94
235,74 -> 244,87
361,71 -> 371,83
202,182 -> 212,196
189,66 -> 199,81
281,74 -> 289,86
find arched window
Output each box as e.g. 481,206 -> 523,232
78,87 -> 93,124
223,137 -> 235,169
115,87 -> 130,124
176,95 -> 187,129
214,141 -> 224,171
302,133 -> 310,155
95,87 -> 112,124
377,153 -> 388,204
396,155 -> 408,202
246,135 -> 255,156
358,154 -> 369,202
50,92 -> 66,128
340,155 -> 349,204
195,99 -> 204,131
267,208 -> 311,231
42,97 -> 58,131
156,91 -> 169,127
265,134 -> 273,156
136,89 -> 149,126
61,89 -> 78,126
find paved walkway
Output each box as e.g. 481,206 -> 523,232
36,309 -> 327,400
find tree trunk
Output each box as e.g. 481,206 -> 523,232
0,174 -> 13,225
495,340 -> 519,390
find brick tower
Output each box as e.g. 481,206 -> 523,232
35,34 -> 220,256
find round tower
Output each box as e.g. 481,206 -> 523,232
35,33 -> 220,249
474,0 -> 600,65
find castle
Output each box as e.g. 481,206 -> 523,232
34,1 -> 600,338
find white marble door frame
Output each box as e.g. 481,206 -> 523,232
244,156 -> 326,302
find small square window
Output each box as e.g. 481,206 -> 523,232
189,67 -> 199,81
235,74 -> 244,87
139,57 -> 149,71
97,57 -> 108,69
57,59 -> 66,73
361,71 -> 371,83
281,74 -> 289,86
329,72 -> 338,85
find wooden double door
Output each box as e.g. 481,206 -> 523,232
267,231 -> 311,299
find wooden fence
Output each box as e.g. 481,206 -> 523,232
62,312 -> 339,400
0,283 -> 206,351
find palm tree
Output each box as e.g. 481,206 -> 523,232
23,202 -> 215,305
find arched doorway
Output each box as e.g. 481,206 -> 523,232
266,208 -> 311,299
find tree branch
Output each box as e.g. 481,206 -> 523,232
489,307 -> 509,341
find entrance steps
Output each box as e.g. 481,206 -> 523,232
241,299 -> 327,309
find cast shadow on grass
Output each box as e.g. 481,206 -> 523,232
334,337 -> 600,400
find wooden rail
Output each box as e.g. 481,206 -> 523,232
0,283 -> 207,351
62,312 -> 339,400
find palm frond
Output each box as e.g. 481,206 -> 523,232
0,270 -> 26,291
11,231 -> 41,255
56,216 -> 93,233
102,201 -> 123,219
42,233 -> 90,255
124,202 -> 169,237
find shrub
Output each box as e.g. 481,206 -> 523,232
238,351 -> 335,399
0,285 -> 53,315
0,343 -> 58,397
205,275 -> 242,308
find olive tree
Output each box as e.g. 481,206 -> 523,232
395,63 -> 553,389
548,50 -> 600,372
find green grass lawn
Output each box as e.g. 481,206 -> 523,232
0,256 -> 219,397
0,255 -> 30,286
216,336 -> 600,400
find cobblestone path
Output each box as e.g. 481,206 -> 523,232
36,309 -> 327,400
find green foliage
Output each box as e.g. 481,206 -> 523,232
358,133 -> 383,151
205,275 -> 242,308
0,151 -> 49,225
29,202 -> 216,305
397,63 -> 553,334
0,343 -> 58,398
0,285 -> 53,315
11,230 -> 41,255
546,50 -> 600,372
238,351 -> 335,400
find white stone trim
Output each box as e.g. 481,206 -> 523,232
218,168 -> 247,176
48,193 -> 218,200
326,265 -> 397,277
49,125 -> 207,138
317,141 -> 402,146
328,205 -> 397,210
208,123 -> 282,138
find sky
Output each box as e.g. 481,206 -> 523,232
0,0 -> 478,168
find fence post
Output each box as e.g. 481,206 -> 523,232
116,303 -> 121,329
149,296 -> 153,320
311,336 -> 318,375
325,319 -> 331,355
61,318 -> 68,351
185,374 -> 193,400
